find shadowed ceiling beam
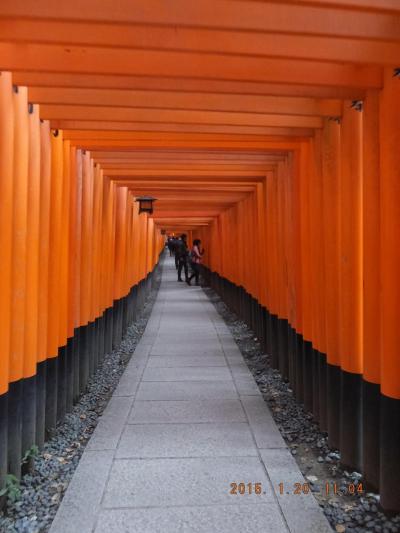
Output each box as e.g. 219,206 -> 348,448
40,105 -> 323,128
1,0 -> 398,40
1,19 -> 398,65
0,44 -> 382,89
125,185 -> 257,192
51,121 -> 316,136
106,169 -> 272,177
66,139 -> 301,151
100,163 -> 277,171
12,73 -> 366,100
275,0 -> 400,12
112,175 -> 266,183
62,131 -> 305,142
28,88 -> 341,117
93,154 -> 285,164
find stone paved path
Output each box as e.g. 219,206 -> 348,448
50,257 -> 332,533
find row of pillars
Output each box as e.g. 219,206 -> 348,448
197,68 -> 400,511
0,71 -> 164,495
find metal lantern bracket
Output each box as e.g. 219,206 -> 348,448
135,196 -> 157,215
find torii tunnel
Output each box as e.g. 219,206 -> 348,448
0,0 -> 399,519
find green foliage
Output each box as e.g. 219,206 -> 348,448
0,474 -> 21,503
21,444 -> 39,465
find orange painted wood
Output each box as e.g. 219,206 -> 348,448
314,135 -> 327,355
38,105 -> 323,130
114,187 -> 128,300
9,86 -> 29,382
47,123 -> 314,137
58,139 -> 70,346
13,72 -> 367,100
0,72 -> 13,394
339,102 -> 363,375
291,150 -> 303,335
362,91 -> 380,386
321,119 -> 341,367
27,88 -> 341,117
380,69 -> 400,400
37,120 -> 51,362
255,182 -> 267,308
94,164 -> 104,317
47,130 -> 64,358
0,43 -> 382,90
1,18 -> 399,66
79,150 -> 94,327
277,161 -> 289,321
1,0 -> 397,41
67,146 -> 78,338
299,142 -> 312,342
0,0 -> 398,424
24,103 -> 41,378
309,133 -> 326,354
105,179 -> 116,308
73,149 -> 83,329
285,154 -> 295,331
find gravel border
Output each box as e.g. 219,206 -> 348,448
204,287 -> 400,533
0,264 -> 162,533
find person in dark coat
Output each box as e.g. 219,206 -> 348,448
175,234 -> 189,282
167,236 -> 175,257
172,236 -> 180,270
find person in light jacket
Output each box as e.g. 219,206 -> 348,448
187,239 -> 204,286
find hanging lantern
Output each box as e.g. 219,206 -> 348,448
135,196 -> 156,214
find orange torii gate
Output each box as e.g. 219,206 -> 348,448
0,0 -> 399,514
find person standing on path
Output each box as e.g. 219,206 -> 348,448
175,233 -> 190,282
172,236 -> 180,270
167,236 -> 175,257
187,239 -> 204,286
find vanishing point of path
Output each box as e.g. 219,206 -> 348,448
49,257 -> 332,533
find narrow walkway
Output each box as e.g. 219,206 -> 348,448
50,257 -> 331,533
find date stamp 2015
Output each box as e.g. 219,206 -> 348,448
230,482 -> 364,496
230,482 -> 263,495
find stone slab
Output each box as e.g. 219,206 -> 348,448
225,354 -> 245,365
229,364 -> 254,380
129,399 -> 246,424
141,366 -> 233,382
94,504 -> 288,533
130,344 -> 153,358
224,346 -> 244,361
240,396 -> 287,449
154,336 -> 221,345
234,378 -> 262,396
147,354 -> 227,367
261,448 -> 332,533
87,396 -> 134,451
115,422 -> 258,458
103,457 -> 275,508
136,380 -> 239,400
49,451 -> 114,533
150,344 -> 225,357
154,333 -> 221,342
113,377 -> 141,397
219,338 -> 239,350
